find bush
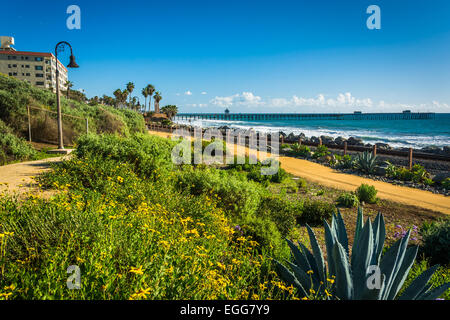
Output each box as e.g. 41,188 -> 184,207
385,161 -> 432,185
336,192 -> 359,208
312,145 -> 329,159
0,119 -> 36,165
356,184 -> 378,204
334,154 -> 353,169
228,157 -> 288,185
442,178 -> 450,190
296,178 -> 307,190
419,219 -> 450,266
299,200 -> 334,226
176,167 -> 264,219
257,195 -> 302,237
291,144 -> 310,157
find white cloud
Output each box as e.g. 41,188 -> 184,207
185,90 -> 192,96
210,92 -> 263,107
201,91 -> 207,95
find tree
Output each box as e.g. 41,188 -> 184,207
161,104 -> 178,119
146,84 -> 155,112
153,91 -> 162,113
113,89 -> 128,108
65,81 -> 73,99
141,87 -> 148,113
126,82 -> 135,107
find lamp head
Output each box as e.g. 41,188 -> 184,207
67,55 -> 79,68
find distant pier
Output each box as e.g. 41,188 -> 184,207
175,111 -> 435,121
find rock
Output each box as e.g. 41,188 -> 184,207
319,155 -> 332,163
320,135 -> 335,145
432,172 -> 450,184
443,146 -> 450,155
375,143 -> 392,150
286,132 -> 298,142
374,165 -> 387,176
347,137 -> 364,146
310,136 -> 320,144
421,146 -> 442,154
335,136 -> 347,145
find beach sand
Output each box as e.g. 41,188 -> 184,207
149,129 -> 450,215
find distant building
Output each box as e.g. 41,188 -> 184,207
225,108 -> 230,114
0,37 -> 68,92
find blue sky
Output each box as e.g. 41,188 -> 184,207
2,0 -> 450,113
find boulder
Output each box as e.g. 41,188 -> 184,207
335,136 -> 347,146
286,132 -> 298,142
347,137 -> 364,146
421,146 -> 442,154
374,165 -> 388,176
375,143 -> 392,150
310,136 -> 320,144
443,146 -> 450,155
320,135 -> 335,145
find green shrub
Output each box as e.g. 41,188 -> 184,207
0,119 -> 36,165
385,162 -> 432,185
299,200 -> 334,226
176,167 -> 264,219
334,154 -> 353,169
257,195 -> 302,237
442,178 -> 450,190
296,178 -> 307,190
312,145 -> 329,159
354,151 -> 378,174
356,183 -> 378,204
228,157 -> 288,185
419,219 -> 450,266
291,144 -> 310,157
336,192 -> 359,208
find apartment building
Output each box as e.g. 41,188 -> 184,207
0,46 -> 68,92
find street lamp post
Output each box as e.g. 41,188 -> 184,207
55,41 -> 79,150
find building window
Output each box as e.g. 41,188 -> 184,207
8,73 -> 12,76
36,81 -> 45,86
35,73 -> 44,78
12,72 -> 17,76
25,65 -> 30,68
35,66 -> 43,70
7,64 -> 11,68
26,73 -> 30,76
35,57 -> 43,61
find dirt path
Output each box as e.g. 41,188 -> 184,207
0,156 -> 68,198
149,130 -> 450,215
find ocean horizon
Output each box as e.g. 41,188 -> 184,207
174,113 -> 450,149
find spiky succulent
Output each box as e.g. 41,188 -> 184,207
275,207 -> 450,300
354,151 -> 378,174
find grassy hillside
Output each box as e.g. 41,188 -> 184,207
0,73 -> 146,150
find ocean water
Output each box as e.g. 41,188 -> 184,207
174,113 -> 450,149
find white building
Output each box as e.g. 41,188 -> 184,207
0,37 -> 68,91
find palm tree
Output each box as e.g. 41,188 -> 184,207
153,91 -> 162,113
141,87 -> 148,113
113,89 -> 122,107
65,81 -> 73,99
126,82 -> 135,107
161,105 -> 178,119
146,84 -> 155,112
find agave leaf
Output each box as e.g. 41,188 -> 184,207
335,209 -> 349,256
352,207 -> 364,260
397,265 -> 439,300
332,241 -> 353,300
387,246 -> 418,300
286,238 -> 311,272
352,217 -> 374,299
324,220 -> 337,277
298,242 -> 321,285
286,260 -> 313,293
371,213 -> 385,265
274,260 -> 308,297
417,282 -> 450,300
306,224 -> 326,282
384,230 -> 411,299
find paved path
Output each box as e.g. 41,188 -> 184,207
0,156 -> 67,197
149,130 -> 450,215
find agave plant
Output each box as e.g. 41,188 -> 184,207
354,151 -> 378,174
275,207 -> 450,300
